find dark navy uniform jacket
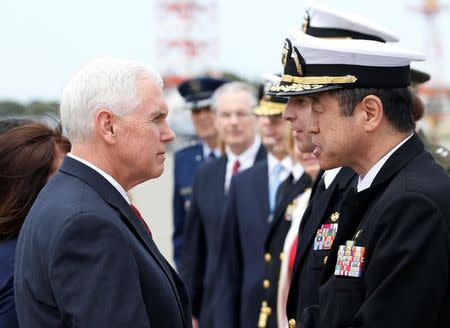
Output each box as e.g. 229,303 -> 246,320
15,157 -> 192,328
181,145 -> 266,327
287,167 -> 356,326
259,173 -> 312,328
302,134 -> 450,328
173,142 -> 204,270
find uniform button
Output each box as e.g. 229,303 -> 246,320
263,279 -> 270,289
323,256 -> 328,264
288,318 -> 296,328
279,252 -> 285,261
264,253 -> 272,262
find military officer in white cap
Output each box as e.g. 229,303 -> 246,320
270,24 -> 450,328
268,4 -> 402,327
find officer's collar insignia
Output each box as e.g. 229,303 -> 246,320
330,212 -> 340,222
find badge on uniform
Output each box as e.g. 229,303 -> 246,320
313,223 -> 338,250
284,200 -> 298,221
334,240 -> 365,277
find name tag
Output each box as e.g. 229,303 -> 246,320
313,223 -> 338,250
334,240 -> 365,277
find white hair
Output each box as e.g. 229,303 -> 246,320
211,81 -> 258,111
60,57 -> 163,143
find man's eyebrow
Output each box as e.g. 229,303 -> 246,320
151,110 -> 168,119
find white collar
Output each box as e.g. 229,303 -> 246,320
267,152 -> 293,175
225,136 -> 262,165
322,167 -> 342,189
292,162 -> 306,182
67,153 -> 130,204
357,133 -> 413,192
202,141 -> 221,159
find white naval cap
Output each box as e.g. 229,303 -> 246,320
268,30 -> 426,96
302,2 -> 399,43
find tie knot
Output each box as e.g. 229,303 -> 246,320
130,204 -> 143,219
232,159 -> 241,175
208,151 -> 216,160
130,204 -> 152,236
272,163 -> 284,176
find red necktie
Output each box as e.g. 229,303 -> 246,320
130,204 -> 152,236
232,159 -> 241,175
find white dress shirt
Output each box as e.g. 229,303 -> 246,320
322,167 -> 342,189
67,153 -> 130,204
357,134 -> 413,192
267,152 -> 294,185
224,136 -> 262,191
202,142 -> 221,160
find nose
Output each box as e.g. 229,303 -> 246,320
162,122 -> 176,143
306,111 -> 318,135
282,99 -> 295,122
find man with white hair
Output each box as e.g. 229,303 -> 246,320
14,58 -> 192,327
182,81 -> 266,327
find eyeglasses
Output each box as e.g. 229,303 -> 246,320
217,111 -> 254,119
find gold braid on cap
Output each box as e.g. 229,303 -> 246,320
253,100 -> 286,116
281,74 -> 358,85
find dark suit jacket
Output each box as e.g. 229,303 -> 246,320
173,143 -> 204,270
214,159 -> 305,328
0,238 -> 19,328
304,134 -> 450,328
287,167 -> 356,324
259,173 -> 312,328
181,145 -> 266,327
14,157 -> 192,328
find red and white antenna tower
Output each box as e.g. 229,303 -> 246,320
155,0 -> 219,87
409,0 -> 449,115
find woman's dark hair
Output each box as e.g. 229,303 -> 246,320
0,123 -> 71,240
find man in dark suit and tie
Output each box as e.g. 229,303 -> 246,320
14,58 -> 192,327
181,81 -> 266,327
213,87 -> 312,328
173,77 -> 227,270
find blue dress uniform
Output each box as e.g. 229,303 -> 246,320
258,172 -> 312,328
173,142 -> 204,270
172,77 -> 227,270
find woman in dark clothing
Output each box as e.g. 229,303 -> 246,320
0,122 -> 70,327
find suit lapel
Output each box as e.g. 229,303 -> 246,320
60,157 -> 186,322
254,161 -> 270,225
321,135 -> 425,281
214,155 -> 228,216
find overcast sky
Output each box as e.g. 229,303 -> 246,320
1,0 -> 449,101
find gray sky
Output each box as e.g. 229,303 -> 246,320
1,0 -> 449,101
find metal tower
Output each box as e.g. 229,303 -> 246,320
409,0 -> 449,142
155,0 -> 219,87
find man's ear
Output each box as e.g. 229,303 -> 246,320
359,95 -> 383,132
95,110 -> 117,144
